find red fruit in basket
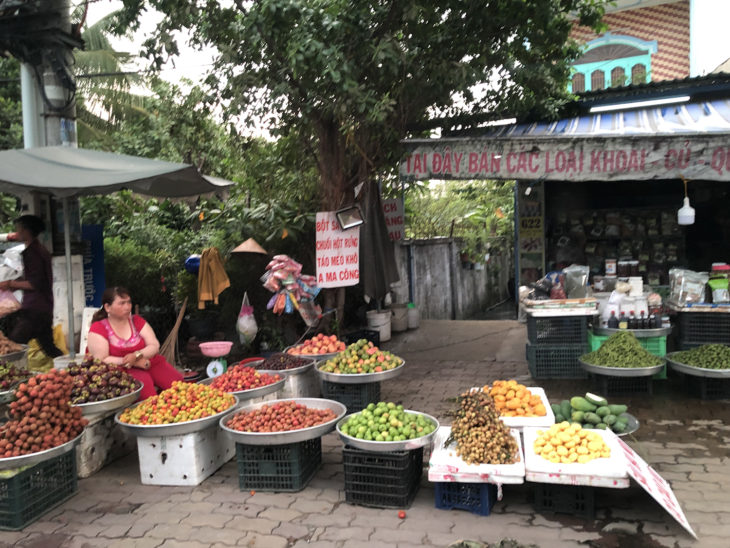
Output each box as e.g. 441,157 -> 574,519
210,365 -> 281,393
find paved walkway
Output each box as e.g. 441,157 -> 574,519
2,320 -> 729,548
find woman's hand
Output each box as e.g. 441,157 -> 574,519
122,352 -> 150,369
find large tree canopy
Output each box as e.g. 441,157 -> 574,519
115,0 -> 605,208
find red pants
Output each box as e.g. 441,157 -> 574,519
128,354 -> 184,400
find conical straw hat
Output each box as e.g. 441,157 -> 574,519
232,238 -> 268,254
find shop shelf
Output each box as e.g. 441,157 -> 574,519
236,438 -> 321,492
526,343 -> 589,379
321,381 -> 380,413
434,482 -> 498,516
343,445 -> 422,509
532,483 -> 595,520
591,374 -> 653,397
0,449 -> 78,531
527,315 -> 588,345
678,312 -> 730,346
343,329 -> 380,347
683,376 -> 730,400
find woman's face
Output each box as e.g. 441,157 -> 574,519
105,294 -> 132,320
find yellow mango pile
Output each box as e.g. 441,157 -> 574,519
533,422 -> 610,464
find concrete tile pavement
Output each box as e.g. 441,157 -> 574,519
2,319 -> 729,547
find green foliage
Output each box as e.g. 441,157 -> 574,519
406,180 -> 515,261
0,57 -> 22,151
114,0 -> 605,206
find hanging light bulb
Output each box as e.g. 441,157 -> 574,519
677,176 -> 695,226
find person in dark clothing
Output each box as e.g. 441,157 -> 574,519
0,215 -> 63,358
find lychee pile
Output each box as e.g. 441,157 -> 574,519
0,369 -> 88,458
67,358 -> 141,404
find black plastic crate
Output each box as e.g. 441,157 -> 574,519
683,375 -> 730,400
592,374 -> 653,397
678,312 -> 730,346
527,315 -> 588,345
343,329 -> 380,347
236,438 -> 321,492
0,448 -> 78,530
526,343 -> 589,379
343,445 -> 423,508
434,482 -> 498,516
532,483 -> 595,520
322,381 -> 380,413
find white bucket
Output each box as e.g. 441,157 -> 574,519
366,310 -> 391,342
390,304 -> 408,332
407,306 -> 420,329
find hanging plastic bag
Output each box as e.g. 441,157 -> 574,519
0,290 -> 20,318
236,292 -> 258,345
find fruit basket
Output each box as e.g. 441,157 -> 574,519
198,372 -> 286,400
666,351 -> 730,378
220,397 -> 347,445
315,360 -> 406,384
578,357 -> 665,377
114,396 -> 238,438
199,341 -> 234,357
0,433 -> 82,471
73,383 -> 143,416
335,409 -> 439,452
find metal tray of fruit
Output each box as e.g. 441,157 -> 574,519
593,326 -> 672,338
616,413 -> 639,437
665,352 -> 730,378
335,409 -> 439,452
315,360 -> 406,384
0,432 -> 82,471
74,383 -> 144,416
284,346 -> 340,362
0,386 -> 20,404
0,345 -> 29,363
199,374 -> 286,400
114,396 -> 238,438
253,356 -> 316,376
578,357 -> 665,377
220,397 -> 347,445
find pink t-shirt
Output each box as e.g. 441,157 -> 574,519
89,315 -> 146,357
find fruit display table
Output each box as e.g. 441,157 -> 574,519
220,398 -> 346,492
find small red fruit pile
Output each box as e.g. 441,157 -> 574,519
119,381 -> 235,425
287,334 -> 346,356
226,401 -> 337,433
210,365 -> 281,393
0,369 -> 88,458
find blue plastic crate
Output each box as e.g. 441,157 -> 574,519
434,482 -> 498,516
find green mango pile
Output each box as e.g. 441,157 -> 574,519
551,392 -> 630,434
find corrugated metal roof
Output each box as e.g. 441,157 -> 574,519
466,98 -> 730,140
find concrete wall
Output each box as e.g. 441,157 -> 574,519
390,239 -> 511,320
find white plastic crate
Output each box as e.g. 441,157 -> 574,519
76,410 -> 136,479
137,424 -> 235,486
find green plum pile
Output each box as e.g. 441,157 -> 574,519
340,401 -> 435,442
672,344 -> 730,370
319,340 -> 403,374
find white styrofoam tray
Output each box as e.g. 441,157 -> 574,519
428,426 -> 525,484
523,426 -> 628,486
473,386 -> 555,430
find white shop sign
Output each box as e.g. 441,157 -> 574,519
382,198 -> 404,241
315,211 -> 360,288
616,437 -> 697,539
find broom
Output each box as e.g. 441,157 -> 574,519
160,297 -> 187,369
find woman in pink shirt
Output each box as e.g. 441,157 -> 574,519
87,286 -> 182,400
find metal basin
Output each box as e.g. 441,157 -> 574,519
335,409 -> 439,452
0,432 -> 82,470
73,384 -> 143,416
199,373 -> 286,400
315,361 -> 406,384
220,397 -> 347,445
579,357 -> 665,377
666,352 -> 730,378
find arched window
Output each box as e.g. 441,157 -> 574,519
611,67 -> 626,88
632,64 -> 647,85
569,33 -> 657,92
572,73 -> 585,93
591,70 -> 605,91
